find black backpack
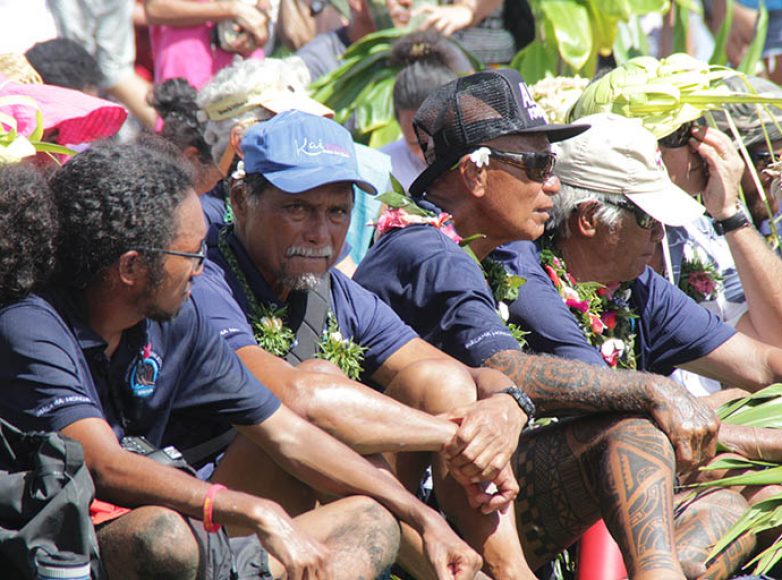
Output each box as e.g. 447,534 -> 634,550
0,418 -> 103,579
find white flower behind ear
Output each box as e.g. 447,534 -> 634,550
231,159 -> 246,181
469,147 -> 491,168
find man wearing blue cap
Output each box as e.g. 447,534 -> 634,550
191,109 -> 539,577
353,69 -> 750,578
0,140 -> 484,579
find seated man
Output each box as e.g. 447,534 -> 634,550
569,56 -> 782,396
0,142 -> 481,579
493,112 -> 782,391
354,69 -> 752,578
192,109 -> 534,578
493,111 -> 782,462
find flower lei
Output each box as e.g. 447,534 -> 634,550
218,227 -> 367,379
373,187 -> 528,348
540,247 -> 638,369
678,247 -> 722,302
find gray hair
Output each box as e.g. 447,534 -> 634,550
547,182 -> 625,238
197,57 -> 311,164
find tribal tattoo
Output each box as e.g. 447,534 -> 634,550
485,349 -> 652,415
514,414 -> 681,576
673,489 -> 754,579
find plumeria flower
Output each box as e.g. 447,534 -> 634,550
261,316 -> 283,331
469,147 -> 491,168
601,338 -> 625,367
561,286 -> 579,301
231,159 -> 246,181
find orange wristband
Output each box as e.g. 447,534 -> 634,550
202,484 -> 226,533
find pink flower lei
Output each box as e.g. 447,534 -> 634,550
373,207 -> 462,244
540,248 -> 638,369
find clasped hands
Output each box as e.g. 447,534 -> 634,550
439,395 -> 526,514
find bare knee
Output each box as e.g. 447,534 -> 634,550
98,506 -> 200,580
387,359 -> 477,414
299,358 -> 344,376
329,496 -> 401,574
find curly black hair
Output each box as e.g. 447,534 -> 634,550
48,142 -> 193,287
0,163 -> 58,306
25,38 -> 103,91
149,78 -> 212,165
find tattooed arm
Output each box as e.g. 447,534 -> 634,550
484,349 -> 719,471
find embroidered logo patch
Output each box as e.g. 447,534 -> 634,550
128,342 -> 161,398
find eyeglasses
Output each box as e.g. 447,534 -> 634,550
658,120 -> 696,149
137,239 -> 207,273
602,199 -> 659,230
485,147 -> 557,183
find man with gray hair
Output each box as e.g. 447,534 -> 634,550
493,112 -> 782,393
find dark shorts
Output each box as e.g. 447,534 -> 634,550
187,517 -> 273,580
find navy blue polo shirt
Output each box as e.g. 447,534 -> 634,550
0,287 -> 280,452
354,223 -> 520,367
491,240 -> 737,375
200,181 -> 229,228
191,224 -> 417,380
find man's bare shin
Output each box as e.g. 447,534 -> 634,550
514,416 -> 684,578
674,489 -> 753,579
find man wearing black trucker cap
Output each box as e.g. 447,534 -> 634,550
356,69 -> 753,579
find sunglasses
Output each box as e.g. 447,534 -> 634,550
658,121 -> 697,149
602,199 -> 659,230
749,149 -> 782,168
485,147 -> 557,183
138,239 -> 207,274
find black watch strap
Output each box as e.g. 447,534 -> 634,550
500,387 -> 535,419
713,211 -> 750,235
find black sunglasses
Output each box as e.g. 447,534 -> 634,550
138,239 -> 207,273
602,199 -> 658,230
658,120 -> 697,149
485,147 -> 557,183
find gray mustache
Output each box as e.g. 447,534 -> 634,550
286,246 -> 333,258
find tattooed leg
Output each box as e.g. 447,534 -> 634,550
514,415 -> 684,579
673,489 -> 753,580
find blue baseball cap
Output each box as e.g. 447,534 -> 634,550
240,110 -> 377,194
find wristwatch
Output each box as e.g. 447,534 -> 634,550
713,211 -> 750,235
499,386 -> 536,420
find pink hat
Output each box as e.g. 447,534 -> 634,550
0,74 -> 127,145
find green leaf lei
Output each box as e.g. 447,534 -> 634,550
316,314 -> 368,381
539,247 -> 638,369
218,227 -> 366,378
